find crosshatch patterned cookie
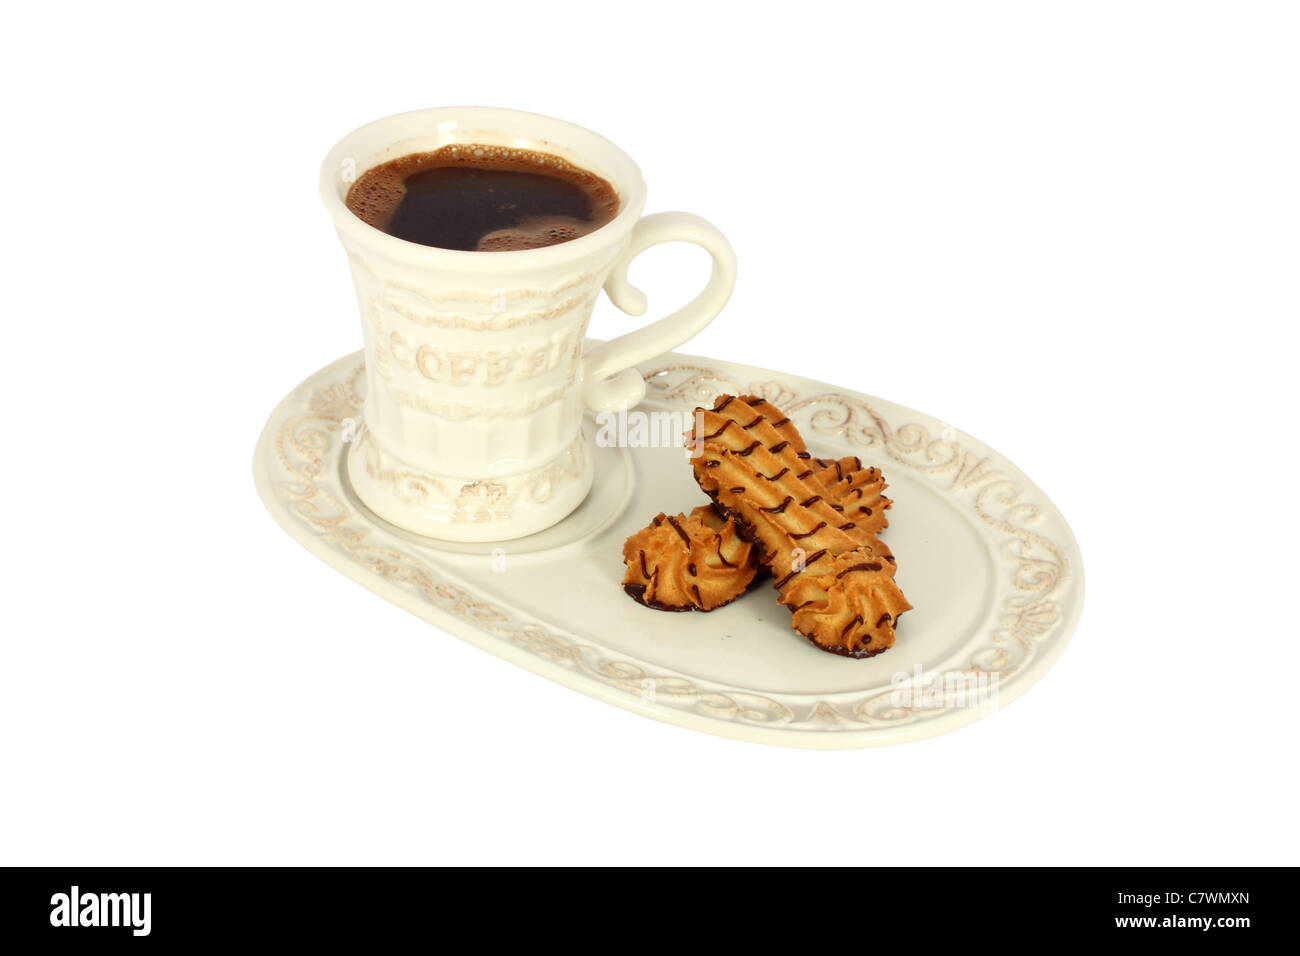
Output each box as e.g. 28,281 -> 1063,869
622,506 -> 758,611
731,396 -> 893,536
620,405 -> 895,613
687,395 -> 912,657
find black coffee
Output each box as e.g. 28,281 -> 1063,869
345,144 -> 619,251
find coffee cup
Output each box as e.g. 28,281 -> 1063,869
320,107 -> 736,542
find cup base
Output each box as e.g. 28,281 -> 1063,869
344,424 -> 594,543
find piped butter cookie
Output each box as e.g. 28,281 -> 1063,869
621,506 -> 758,611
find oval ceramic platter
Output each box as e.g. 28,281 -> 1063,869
253,348 -> 1084,748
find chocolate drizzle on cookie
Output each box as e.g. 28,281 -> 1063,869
791,521 -> 827,540
666,515 -> 691,545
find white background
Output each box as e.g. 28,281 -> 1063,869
2,1 -> 1296,865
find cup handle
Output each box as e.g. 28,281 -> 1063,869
581,211 -> 737,412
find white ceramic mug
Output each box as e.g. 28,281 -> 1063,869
320,107 -> 736,542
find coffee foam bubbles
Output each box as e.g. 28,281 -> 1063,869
344,143 -> 619,240
476,218 -> 586,251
